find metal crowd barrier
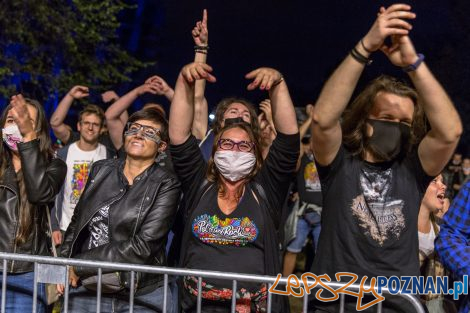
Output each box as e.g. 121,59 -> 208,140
0,252 -> 425,313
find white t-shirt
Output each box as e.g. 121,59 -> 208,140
59,142 -> 107,231
418,223 -> 438,257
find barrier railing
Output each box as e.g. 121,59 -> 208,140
0,252 -> 425,313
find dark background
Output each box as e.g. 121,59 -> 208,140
6,0 -> 470,151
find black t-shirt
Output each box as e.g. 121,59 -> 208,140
170,132 -> 299,310
297,153 -> 322,206
310,146 -> 432,312
186,184 -> 264,290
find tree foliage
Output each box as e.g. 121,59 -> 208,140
0,0 -> 150,102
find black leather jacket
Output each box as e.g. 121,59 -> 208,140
60,158 -> 180,292
0,140 -> 67,273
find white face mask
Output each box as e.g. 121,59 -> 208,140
2,124 -> 23,151
214,151 -> 256,182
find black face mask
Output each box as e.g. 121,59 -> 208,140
366,119 -> 411,161
224,117 -> 251,127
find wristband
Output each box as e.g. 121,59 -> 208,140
360,38 -> 373,54
194,45 -> 209,51
350,47 -> 372,65
402,54 -> 425,72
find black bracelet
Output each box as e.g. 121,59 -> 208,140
194,50 -> 207,55
194,45 -> 209,51
350,47 -> 372,65
360,38 -> 373,54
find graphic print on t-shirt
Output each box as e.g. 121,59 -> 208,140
192,214 -> 258,246
71,161 -> 93,205
304,158 -> 321,192
88,205 -> 110,249
351,168 -> 405,246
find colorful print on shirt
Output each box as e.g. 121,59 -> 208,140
70,161 -> 92,205
304,158 -> 321,192
192,214 -> 258,246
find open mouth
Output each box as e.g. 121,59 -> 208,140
436,193 -> 445,204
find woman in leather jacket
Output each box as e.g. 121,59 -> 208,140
58,108 -> 180,313
0,95 -> 67,313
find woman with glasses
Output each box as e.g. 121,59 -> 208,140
58,108 -> 181,313
169,62 -> 299,313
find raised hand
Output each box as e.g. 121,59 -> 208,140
181,62 -> 216,84
305,104 -> 314,117
245,68 -> 283,91
9,94 -> 36,139
136,76 -> 165,96
146,75 -> 173,96
362,4 -> 416,53
68,85 -> 89,99
259,99 -> 274,125
101,90 -> 119,103
192,9 -> 208,47
381,35 -> 419,67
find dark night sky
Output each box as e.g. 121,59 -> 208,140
3,1 -> 469,150
118,0 -> 470,150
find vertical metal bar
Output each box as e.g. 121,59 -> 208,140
33,262 -> 38,313
231,280 -> 237,313
129,271 -> 135,313
96,268 -> 102,313
162,274 -> 168,313
302,292 -> 308,313
64,266 -> 70,313
267,283 -> 272,313
197,277 -> 202,313
339,293 -> 345,313
376,300 -> 382,313
2,259 -> 7,313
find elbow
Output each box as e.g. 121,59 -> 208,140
439,124 -> 463,145
49,118 -> 61,129
312,111 -> 335,131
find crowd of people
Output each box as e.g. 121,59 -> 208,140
0,4 -> 469,313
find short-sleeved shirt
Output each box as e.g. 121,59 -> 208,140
311,146 -> 432,312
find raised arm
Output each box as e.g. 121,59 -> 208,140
246,68 -> 298,135
381,35 -> 462,176
169,62 -> 216,145
299,104 -> 313,140
191,9 -> 209,140
10,95 -> 67,204
101,90 -> 126,125
311,4 -> 415,165
50,85 -> 89,144
104,77 -> 166,150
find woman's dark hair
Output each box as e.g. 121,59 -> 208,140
207,123 -> 263,198
342,75 -> 424,156
212,97 -> 260,138
0,98 -> 53,244
127,107 -> 169,144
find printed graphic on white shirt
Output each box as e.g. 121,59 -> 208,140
192,214 -> 258,246
70,161 -> 92,205
351,168 -> 405,246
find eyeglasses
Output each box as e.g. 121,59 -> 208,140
217,138 -> 254,152
125,122 -> 161,142
80,121 -> 101,128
